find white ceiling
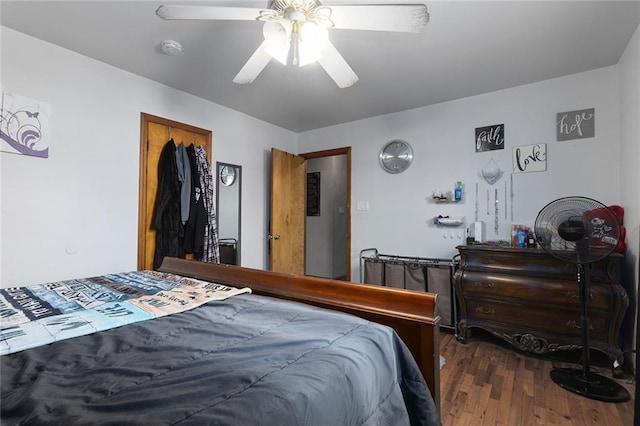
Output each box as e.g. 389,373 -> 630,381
2,1 -> 639,133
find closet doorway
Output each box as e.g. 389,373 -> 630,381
137,113 -> 212,270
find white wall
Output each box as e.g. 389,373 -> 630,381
1,24 -> 635,295
619,22 -> 640,358
306,155 -> 347,279
298,66 -> 622,281
0,27 -> 296,287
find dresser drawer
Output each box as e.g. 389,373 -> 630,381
458,271 -> 615,311
460,247 -> 621,283
464,299 -> 610,341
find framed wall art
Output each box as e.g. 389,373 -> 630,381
512,143 -> 547,173
557,108 -> 594,141
475,123 -> 504,152
0,91 -> 52,158
306,172 -> 320,216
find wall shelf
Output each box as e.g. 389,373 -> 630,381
431,186 -> 463,203
431,195 -> 463,204
434,216 -> 465,227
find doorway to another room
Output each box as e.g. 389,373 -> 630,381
304,154 -> 348,280
269,147 -> 351,281
301,148 -> 350,281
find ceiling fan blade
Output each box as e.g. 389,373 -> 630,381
156,5 -> 262,21
329,4 -> 429,33
233,41 -> 272,85
317,41 -> 359,88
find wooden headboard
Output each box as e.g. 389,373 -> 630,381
158,257 -> 441,411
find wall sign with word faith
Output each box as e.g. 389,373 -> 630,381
475,123 -> 505,152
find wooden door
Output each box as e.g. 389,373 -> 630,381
138,113 -> 212,270
270,148 -> 306,275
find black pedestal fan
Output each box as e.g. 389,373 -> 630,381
534,196 -> 629,402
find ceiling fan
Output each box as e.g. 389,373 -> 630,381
156,1 -> 429,88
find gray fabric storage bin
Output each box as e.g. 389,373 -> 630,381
384,261 -> 405,288
404,263 -> 426,292
363,258 -> 385,286
426,265 -> 452,326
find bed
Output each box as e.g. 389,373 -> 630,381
1,258 -> 441,425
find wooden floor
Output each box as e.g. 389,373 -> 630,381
439,330 -> 635,425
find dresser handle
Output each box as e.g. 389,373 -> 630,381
474,282 -> 495,288
566,320 -> 594,330
475,306 -> 495,315
565,290 -> 593,299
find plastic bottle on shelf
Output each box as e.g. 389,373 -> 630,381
454,181 -> 462,201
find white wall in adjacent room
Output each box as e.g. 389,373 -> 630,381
306,155 -> 347,279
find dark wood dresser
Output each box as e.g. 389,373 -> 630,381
454,245 -> 628,360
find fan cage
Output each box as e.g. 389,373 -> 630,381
534,196 -> 620,264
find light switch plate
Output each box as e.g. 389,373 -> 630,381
356,201 -> 370,211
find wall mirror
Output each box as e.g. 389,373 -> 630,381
216,162 -> 241,265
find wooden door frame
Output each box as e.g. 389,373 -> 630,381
300,147 -> 351,281
137,112 -> 212,270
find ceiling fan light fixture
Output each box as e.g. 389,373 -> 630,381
284,9 -> 307,23
297,22 -> 328,66
263,19 -> 292,65
312,6 -> 334,28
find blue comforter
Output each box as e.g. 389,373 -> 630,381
1,294 -> 440,425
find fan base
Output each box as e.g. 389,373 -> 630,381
550,367 -> 630,403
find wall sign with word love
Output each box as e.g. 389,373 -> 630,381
557,108 -> 595,141
475,123 -> 504,152
512,143 -> 546,173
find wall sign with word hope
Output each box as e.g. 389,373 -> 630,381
557,108 -> 595,141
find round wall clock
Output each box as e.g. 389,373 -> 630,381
219,165 -> 236,186
379,139 -> 414,174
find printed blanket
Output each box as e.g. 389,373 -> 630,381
0,271 -> 250,355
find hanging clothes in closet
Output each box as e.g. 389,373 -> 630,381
152,139 -> 219,269
195,145 -> 220,263
152,139 -> 183,269
183,143 -> 207,259
175,141 -> 191,225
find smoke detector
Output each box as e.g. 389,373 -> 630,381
161,40 -> 183,56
